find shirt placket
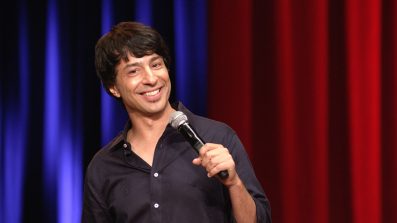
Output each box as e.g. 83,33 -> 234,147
150,142 -> 163,222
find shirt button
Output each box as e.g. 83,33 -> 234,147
153,172 -> 159,178
123,143 -> 127,148
154,203 -> 159,208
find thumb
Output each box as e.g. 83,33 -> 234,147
192,157 -> 202,166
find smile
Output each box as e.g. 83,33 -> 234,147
143,89 -> 160,96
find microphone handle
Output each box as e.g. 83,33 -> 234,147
178,124 -> 229,180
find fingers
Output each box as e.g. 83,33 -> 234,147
194,143 -> 235,178
199,144 -> 225,169
206,155 -> 233,177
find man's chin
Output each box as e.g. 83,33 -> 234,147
142,103 -> 168,116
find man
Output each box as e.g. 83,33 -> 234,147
82,21 -> 271,222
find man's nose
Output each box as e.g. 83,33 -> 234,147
142,67 -> 157,84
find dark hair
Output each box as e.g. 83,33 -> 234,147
95,21 -> 171,97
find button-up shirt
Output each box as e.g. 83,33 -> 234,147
82,103 -> 271,222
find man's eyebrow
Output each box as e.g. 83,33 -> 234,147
122,62 -> 141,71
122,55 -> 162,71
150,55 -> 162,62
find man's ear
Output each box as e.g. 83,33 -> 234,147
109,85 -> 121,98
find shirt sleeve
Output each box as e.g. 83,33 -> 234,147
226,132 -> 272,223
81,158 -> 113,223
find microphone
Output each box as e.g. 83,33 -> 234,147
169,111 -> 229,179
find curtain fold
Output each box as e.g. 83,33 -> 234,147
275,0 -> 329,222
208,0 -> 253,154
174,0 -> 208,116
346,0 -> 382,222
381,0 -> 397,222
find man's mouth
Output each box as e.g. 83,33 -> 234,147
142,89 -> 160,96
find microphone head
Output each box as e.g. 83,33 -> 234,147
169,111 -> 188,129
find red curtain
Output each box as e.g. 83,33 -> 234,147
208,0 -> 397,223
208,0 -> 253,152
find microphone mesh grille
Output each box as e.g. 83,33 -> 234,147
169,111 -> 188,129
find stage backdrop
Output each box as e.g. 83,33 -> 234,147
1,0 -> 396,223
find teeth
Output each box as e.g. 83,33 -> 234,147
144,89 -> 159,96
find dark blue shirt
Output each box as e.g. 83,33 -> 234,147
82,103 -> 271,222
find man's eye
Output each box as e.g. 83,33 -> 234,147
152,62 -> 162,69
128,69 -> 138,74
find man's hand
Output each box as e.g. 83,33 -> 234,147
192,143 -> 258,222
192,143 -> 241,187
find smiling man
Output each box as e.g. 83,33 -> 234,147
82,22 -> 271,223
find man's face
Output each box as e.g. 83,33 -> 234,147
109,53 -> 171,117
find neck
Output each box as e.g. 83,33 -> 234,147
128,103 -> 175,141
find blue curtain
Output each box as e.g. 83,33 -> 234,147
0,0 -> 207,222
174,0 -> 207,116
1,1 -> 30,222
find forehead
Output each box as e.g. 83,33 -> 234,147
120,53 -> 161,65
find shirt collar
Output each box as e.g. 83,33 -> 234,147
109,101 -> 192,152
